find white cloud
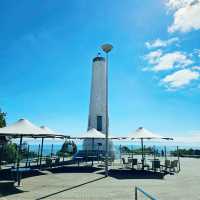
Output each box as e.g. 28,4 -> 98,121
142,1 -> 200,90
162,69 -> 199,88
192,66 -> 200,70
166,0 -> 197,10
144,49 -> 162,64
145,37 -> 179,49
194,49 -> 200,57
145,51 -> 193,71
167,0 -> 200,33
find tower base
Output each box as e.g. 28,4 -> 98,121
73,139 -> 115,161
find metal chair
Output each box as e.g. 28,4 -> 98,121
161,159 -> 169,171
45,157 -> 52,168
138,158 -> 150,170
128,158 -> 138,169
122,158 -> 130,168
55,157 -> 60,166
170,160 -> 178,172
152,160 -> 161,172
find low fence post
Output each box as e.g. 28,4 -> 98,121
135,187 -> 138,200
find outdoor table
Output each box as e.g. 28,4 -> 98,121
49,156 -> 59,166
148,158 -> 159,161
49,157 -> 57,163
75,156 -> 84,166
149,159 -> 161,171
128,158 -> 138,169
100,156 -> 112,166
87,156 -> 97,166
11,167 -> 31,187
138,158 -> 150,170
24,159 -> 34,167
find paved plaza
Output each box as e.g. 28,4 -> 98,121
0,157 -> 200,200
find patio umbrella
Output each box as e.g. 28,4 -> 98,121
39,126 -> 64,167
80,128 -> 106,139
80,128 -> 105,152
79,128 -> 105,165
0,119 -> 65,186
0,119 -> 48,186
129,127 -> 173,169
0,119 -> 48,137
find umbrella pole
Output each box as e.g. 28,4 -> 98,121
177,146 -> 180,172
37,144 -> 40,166
92,138 -> 94,154
97,143 -> 100,163
26,145 -> 30,167
0,143 -> 3,169
51,144 -> 53,158
14,145 -> 17,167
131,145 -> 133,159
153,145 -> 156,160
39,138 -> 44,168
164,146 -> 167,162
92,138 -> 94,166
131,145 -> 134,169
141,138 -> 144,170
17,135 -> 23,187
0,143 -> 5,169
119,144 -> 121,164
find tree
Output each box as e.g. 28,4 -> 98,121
57,141 -> 78,157
0,109 -> 7,144
0,109 -> 7,168
0,109 -> 6,128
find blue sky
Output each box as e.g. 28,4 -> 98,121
0,0 -> 200,137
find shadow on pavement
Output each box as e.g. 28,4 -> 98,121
36,176 -> 105,200
21,170 -> 47,179
98,169 -> 165,179
0,184 -> 27,197
0,168 -> 47,180
46,166 -> 103,174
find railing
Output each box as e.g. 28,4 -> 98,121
135,187 -> 157,200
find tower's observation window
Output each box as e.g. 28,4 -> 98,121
97,116 -> 102,132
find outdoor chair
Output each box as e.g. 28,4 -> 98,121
152,160 -> 161,172
162,160 -> 178,173
55,157 -> 60,166
161,159 -> 171,171
128,158 -> 138,169
165,159 -> 171,168
122,158 -> 131,168
138,159 -> 150,170
45,157 -> 52,168
170,160 -> 179,172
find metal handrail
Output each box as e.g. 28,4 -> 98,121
135,187 -> 157,200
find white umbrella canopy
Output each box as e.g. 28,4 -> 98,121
40,126 -> 55,134
0,118 -> 49,137
40,125 -> 65,138
71,129 -> 120,140
129,127 -> 173,170
130,127 -> 172,140
79,128 -> 106,139
79,129 -> 106,158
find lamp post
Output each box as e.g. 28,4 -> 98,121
101,43 -> 113,177
97,142 -> 102,163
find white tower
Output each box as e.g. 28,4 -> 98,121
88,55 -> 107,133
82,55 -> 114,158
